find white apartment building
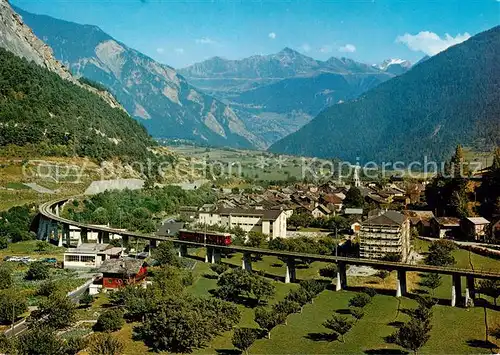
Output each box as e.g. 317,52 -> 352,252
359,210 -> 410,261
63,243 -> 123,269
198,208 -> 288,238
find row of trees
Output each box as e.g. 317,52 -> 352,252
322,290 -> 375,342
254,280 -> 326,339
390,296 -> 436,354
229,280 -> 328,354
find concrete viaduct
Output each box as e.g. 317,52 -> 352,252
35,196 -> 500,308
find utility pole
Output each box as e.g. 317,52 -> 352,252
335,225 -> 338,262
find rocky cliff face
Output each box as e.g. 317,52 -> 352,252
16,5 -> 263,149
0,0 -> 122,109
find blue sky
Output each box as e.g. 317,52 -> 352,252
11,0 -> 500,69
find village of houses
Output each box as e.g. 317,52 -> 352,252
61,176 -> 500,294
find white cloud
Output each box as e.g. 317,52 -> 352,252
156,47 -> 165,54
195,37 -> 217,45
300,43 -> 311,52
174,48 -> 184,54
320,45 -> 332,53
268,32 -> 276,39
338,44 -> 356,53
396,31 -> 471,56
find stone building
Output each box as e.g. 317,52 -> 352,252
359,210 -> 411,261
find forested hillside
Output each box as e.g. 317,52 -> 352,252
0,47 -> 155,162
269,26 -> 500,163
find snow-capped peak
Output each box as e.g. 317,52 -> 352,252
374,58 -> 412,71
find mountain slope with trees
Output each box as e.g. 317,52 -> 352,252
0,0 -> 121,110
15,6 -> 263,149
269,26 -> 500,162
0,47 -> 155,163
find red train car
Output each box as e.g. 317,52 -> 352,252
178,229 -> 232,246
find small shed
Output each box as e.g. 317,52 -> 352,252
461,217 -> 490,241
98,258 -> 147,291
430,217 -> 461,239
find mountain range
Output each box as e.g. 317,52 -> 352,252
178,48 -> 394,94
269,26 -> 500,163
14,6 -> 264,149
14,5 -> 419,150
180,50 -> 398,144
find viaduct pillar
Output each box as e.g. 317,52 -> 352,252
62,224 -> 70,247
336,262 -> 347,291
122,235 -> 129,252
242,252 -> 253,271
148,239 -> 157,256
285,258 -> 296,284
98,231 -> 110,244
211,248 -> 221,264
178,244 -> 187,258
80,228 -> 88,244
37,216 -> 53,242
396,269 -> 407,297
205,247 -> 213,263
451,274 -> 462,307
465,275 -> 475,307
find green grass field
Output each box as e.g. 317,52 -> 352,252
176,242 -> 500,354
184,260 -> 500,354
0,240 -> 66,260
94,240 -> 500,354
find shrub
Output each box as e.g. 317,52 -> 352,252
25,261 -> 50,281
0,264 -> 13,290
376,270 -> 390,280
210,263 -> 229,276
363,287 -> 377,297
87,333 -> 124,355
232,328 -> 258,355
299,280 -> 326,296
0,237 -> 8,250
319,264 -> 338,278
350,307 -> 364,320
285,287 -> 313,306
348,293 -> 371,308
273,299 -> 301,317
0,289 -> 28,323
36,280 -> 59,297
94,309 -> 124,332
323,314 -> 353,342
80,292 -> 95,307
63,336 -> 88,355
415,295 -> 439,309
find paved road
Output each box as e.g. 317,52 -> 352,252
4,277 -> 95,338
